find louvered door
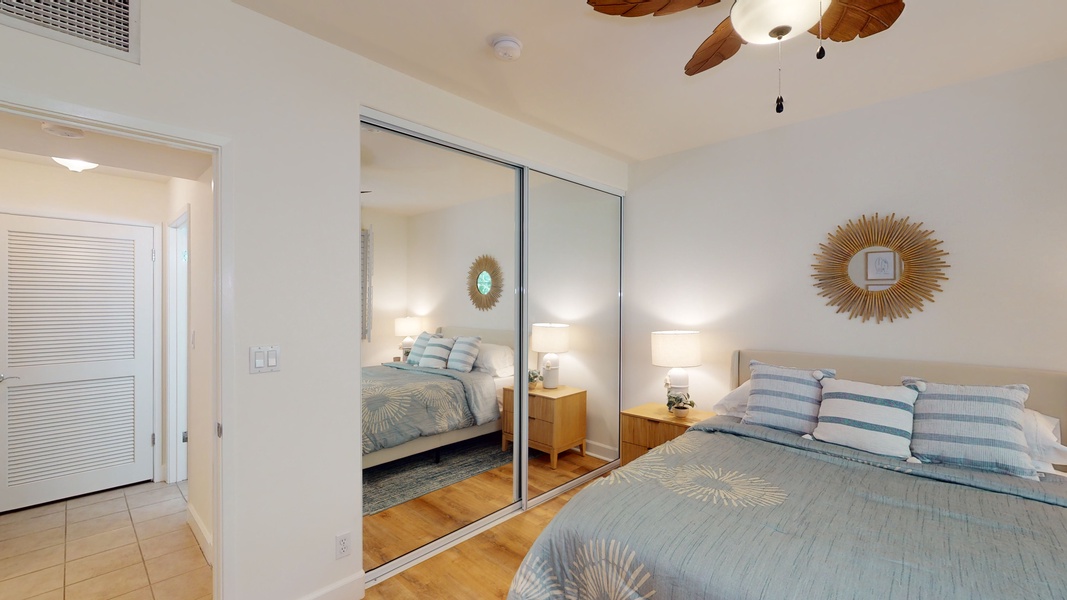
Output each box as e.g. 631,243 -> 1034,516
0,214 -> 154,512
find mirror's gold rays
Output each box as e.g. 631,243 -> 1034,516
812,213 -> 949,323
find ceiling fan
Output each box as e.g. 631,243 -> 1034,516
587,0 -> 905,77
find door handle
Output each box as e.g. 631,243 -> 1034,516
0,374 -> 20,383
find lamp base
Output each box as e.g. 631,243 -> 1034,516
542,353 -> 560,389
666,367 -> 690,397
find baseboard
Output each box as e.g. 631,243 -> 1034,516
297,571 -> 366,600
186,504 -> 214,566
586,440 -> 618,463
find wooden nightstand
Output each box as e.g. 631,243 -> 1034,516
620,402 -> 716,466
502,385 -> 587,469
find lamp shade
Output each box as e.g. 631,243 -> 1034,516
394,316 -> 422,337
730,0 -> 827,45
651,331 -> 701,368
531,323 -> 570,354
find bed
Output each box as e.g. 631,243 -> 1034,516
362,326 -> 514,468
509,350 -> 1067,599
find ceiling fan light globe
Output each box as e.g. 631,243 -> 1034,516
730,0 -> 826,45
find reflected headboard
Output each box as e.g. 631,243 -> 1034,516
437,326 -> 514,348
732,350 -> 1067,432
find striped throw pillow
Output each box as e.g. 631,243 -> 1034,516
903,378 -> 1037,479
447,336 -> 482,372
742,361 -> 836,435
418,336 -> 455,369
813,378 -> 918,459
406,332 -> 436,365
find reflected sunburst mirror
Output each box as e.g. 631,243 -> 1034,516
467,255 -> 504,311
812,213 -> 949,323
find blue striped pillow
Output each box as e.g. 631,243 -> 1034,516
903,378 -> 1037,479
742,361 -> 836,435
406,332 -> 436,365
447,336 -> 481,372
813,378 -> 918,459
418,336 -> 455,369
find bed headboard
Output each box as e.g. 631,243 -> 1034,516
437,326 -> 514,348
733,350 -> 1067,431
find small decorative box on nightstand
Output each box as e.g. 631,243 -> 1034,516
620,402 -> 716,466
502,385 -> 587,469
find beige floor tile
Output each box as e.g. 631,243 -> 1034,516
65,543 -> 142,585
0,512 -> 65,543
134,512 -> 188,541
151,564 -> 212,600
111,587 -> 154,600
65,562 -> 149,600
67,510 -> 132,542
138,527 -> 197,561
66,525 -> 137,562
121,481 -> 169,497
145,545 -> 207,584
66,489 -> 125,510
0,527 -> 65,561
130,497 -> 186,524
0,545 -> 64,582
125,486 -> 183,510
25,589 -> 63,600
67,497 -> 129,524
0,502 -> 66,527
0,564 -> 63,600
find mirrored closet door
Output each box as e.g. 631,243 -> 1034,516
526,171 -> 622,500
359,124 -> 521,571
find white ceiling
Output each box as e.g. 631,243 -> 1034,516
235,0 -> 1067,163
0,111 -> 213,181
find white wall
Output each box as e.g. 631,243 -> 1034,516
0,2 -> 627,597
361,208 -> 409,367
0,157 -> 168,222
624,57 -> 1067,411
167,170 -> 215,558
407,194 -> 517,333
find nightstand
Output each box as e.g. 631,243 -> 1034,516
620,402 -> 716,466
502,385 -> 587,469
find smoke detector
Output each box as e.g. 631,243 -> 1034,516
491,36 -> 523,61
41,122 -> 86,139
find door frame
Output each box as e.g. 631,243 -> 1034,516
0,90 -> 230,600
166,208 -> 190,484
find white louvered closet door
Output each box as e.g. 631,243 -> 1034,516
0,214 -> 154,512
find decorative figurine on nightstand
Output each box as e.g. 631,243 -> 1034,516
667,391 -> 695,418
527,369 -> 543,391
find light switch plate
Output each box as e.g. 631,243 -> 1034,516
249,345 -> 280,373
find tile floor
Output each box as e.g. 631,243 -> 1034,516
0,481 -> 212,600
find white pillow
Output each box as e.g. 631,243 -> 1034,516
712,380 -> 751,418
1023,409 -> 1067,466
813,378 -> 918,459
473,343 -> 514,377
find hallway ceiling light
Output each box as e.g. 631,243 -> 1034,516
52,157 -> 99,172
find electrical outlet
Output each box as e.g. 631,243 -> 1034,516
335,532 -> 352,560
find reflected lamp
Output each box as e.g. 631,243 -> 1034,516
394,317 -> 422,360
531,323 -> 570,389
651,331 -> 701,397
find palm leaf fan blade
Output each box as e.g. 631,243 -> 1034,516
587,0 -> 719,17
685,17 -> 745,76
810,0 -> 905,42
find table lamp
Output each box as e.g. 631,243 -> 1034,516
651,330 -> 701,397
394,317 -> 422,361
531,323 -> 570,389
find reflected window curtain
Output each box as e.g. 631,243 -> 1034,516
361,226 -> 374,341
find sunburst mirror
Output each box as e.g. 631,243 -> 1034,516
812,213 -> 949,323
467,254 -> 504,311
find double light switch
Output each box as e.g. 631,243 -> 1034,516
249,345 -> 280,373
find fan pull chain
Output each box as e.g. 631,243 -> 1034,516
816,0 -> 826,59
776,40 -> 784,113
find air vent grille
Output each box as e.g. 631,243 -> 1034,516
0,0 -> 140,63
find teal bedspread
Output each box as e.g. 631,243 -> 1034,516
510,417 -> 1067,599
361,363 -> 498,455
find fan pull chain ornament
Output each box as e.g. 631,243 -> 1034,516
816,1 -> 826,59
776,37 -> 784,113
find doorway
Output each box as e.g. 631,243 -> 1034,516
168,210 -> 190,484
